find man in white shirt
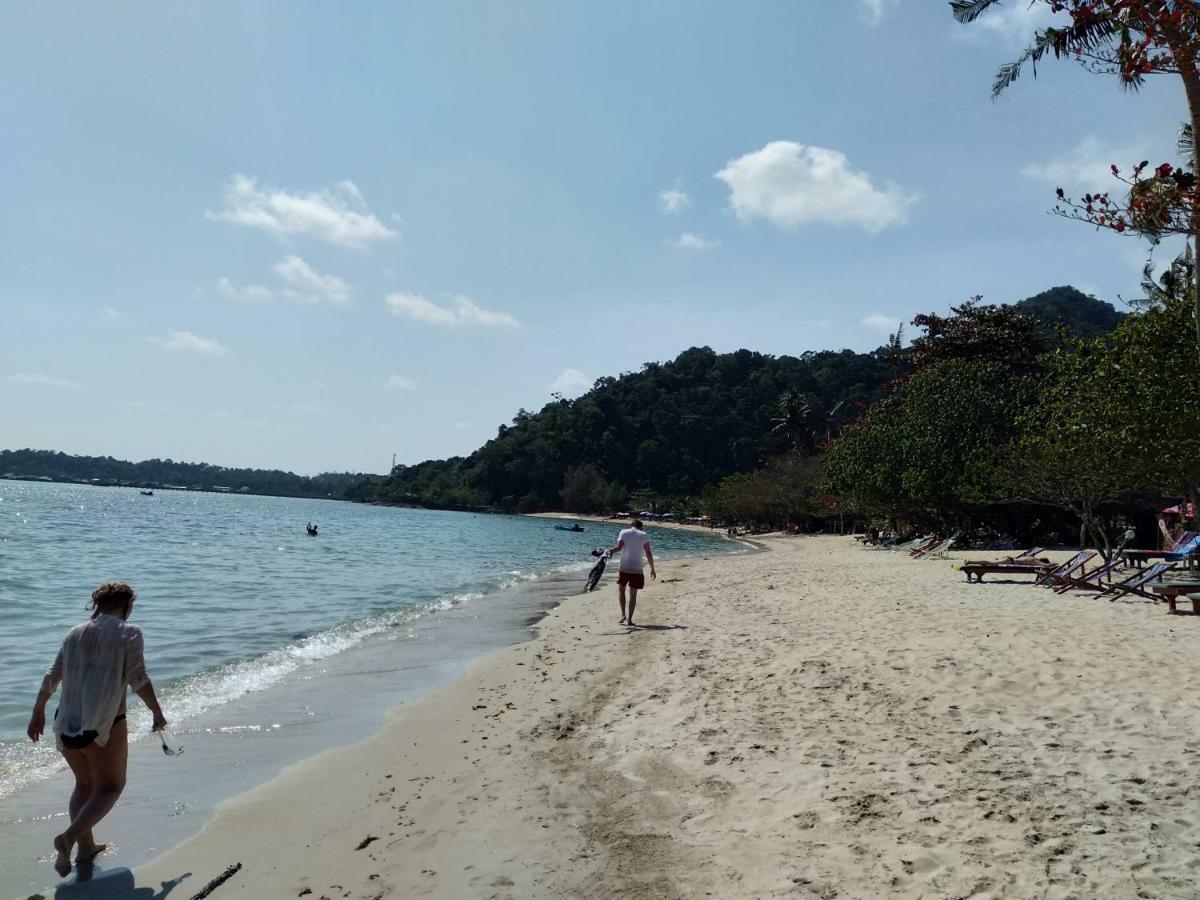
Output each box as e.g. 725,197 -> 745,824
607,519 -> 656,627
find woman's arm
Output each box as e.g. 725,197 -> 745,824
127,628 -> 167,730
135,681 -> 168,731
27,650 -> 63,742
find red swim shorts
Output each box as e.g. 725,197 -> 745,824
617,570 -> 645,590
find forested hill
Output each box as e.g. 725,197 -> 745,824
1015,286 -> 1126,342
363,346 -> 896,512
0,449 -> 379,499
362,288 -> 1125,513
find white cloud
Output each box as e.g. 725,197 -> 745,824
217,277 -> 278,304
3,372 -> 82,389
715,141 -> 916,233
158,330 -> 228,356
858,0 -> 893,25
387,375 -> 417,391
951,2 -> 1061,49
289,403 -> 325,417
384,292 -> 519,328
861,314 -> 902,332
272,255 -> 351,305
671,232 -> 721,251
216,256 -> 350,307
211,410 -> 234,420
972,2 -> 1059,46
101,306 -> 120,319
549,368 -> 591,397
209,174 -> 397,247
658,186 -> 691,215
1021,136 -> 1151,188
454,421 -> 469,429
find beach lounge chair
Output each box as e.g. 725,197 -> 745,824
1050,558 -> 1122,594
881,537 -> 924,552
960,556 -> 1055,583
1010,546 -> 1044,562
1034,550 -> 1097,587
912,540 -> 940,561
1099,562 -> 1177,602
961,547 -> 1044,566
1122,532 -> 1198,568
1165,534 -> 1200,562
922,531 -> 963,560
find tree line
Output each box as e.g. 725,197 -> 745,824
826,264 -> 1199,552
0,449 -> 379,500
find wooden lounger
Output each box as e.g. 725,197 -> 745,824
961,559 -> 1054,583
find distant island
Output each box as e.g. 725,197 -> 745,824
0,449 -> 381,501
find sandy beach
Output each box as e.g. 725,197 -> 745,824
77,536 -> 1199,899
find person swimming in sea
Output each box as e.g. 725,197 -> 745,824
26,581 -> 169,876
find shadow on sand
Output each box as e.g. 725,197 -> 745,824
597,623 -> 689,635
28,865 -> 191,900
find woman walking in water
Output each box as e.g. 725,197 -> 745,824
26,581 -> 168,876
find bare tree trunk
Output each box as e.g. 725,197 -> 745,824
1165,36 -> 1200,387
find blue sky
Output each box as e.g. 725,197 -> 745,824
0,1 -> 1186,474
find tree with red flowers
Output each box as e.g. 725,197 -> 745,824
951,0 -> 1200,373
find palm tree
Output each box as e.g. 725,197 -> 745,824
771,389 -> 814,452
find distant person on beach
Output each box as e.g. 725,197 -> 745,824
607,519 -> 656,626
26,581 -> 168,877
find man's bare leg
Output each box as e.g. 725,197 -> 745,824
618,585 -> 627,624
627,587 -> 638,627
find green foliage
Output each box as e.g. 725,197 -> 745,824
909,297 -> 1046,373
826,358 -> 1038,524
705,455 -> 825,527
561,464 -> 625,514
1002,290 -> 1200,550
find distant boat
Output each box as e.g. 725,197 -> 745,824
554,522 -> 585,532
140,490 -> 154,496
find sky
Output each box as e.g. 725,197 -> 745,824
0,1 -> 1188,475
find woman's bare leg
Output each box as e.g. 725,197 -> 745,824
59,747 -> 105,863
54,720 -> 127,873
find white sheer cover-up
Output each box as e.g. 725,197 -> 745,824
40,613 -> 150,748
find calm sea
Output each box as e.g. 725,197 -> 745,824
0,481 -> 736,895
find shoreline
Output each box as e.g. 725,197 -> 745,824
6,525 -> 735,899
2,569 -> 583,898
524,510 -> 730,535
29,537 -> 1200,898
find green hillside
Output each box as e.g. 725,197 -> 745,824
361,286 -> 1125,514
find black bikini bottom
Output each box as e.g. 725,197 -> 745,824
61,714 -> 127,750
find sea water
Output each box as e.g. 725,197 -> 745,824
0,481 -> 736,896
